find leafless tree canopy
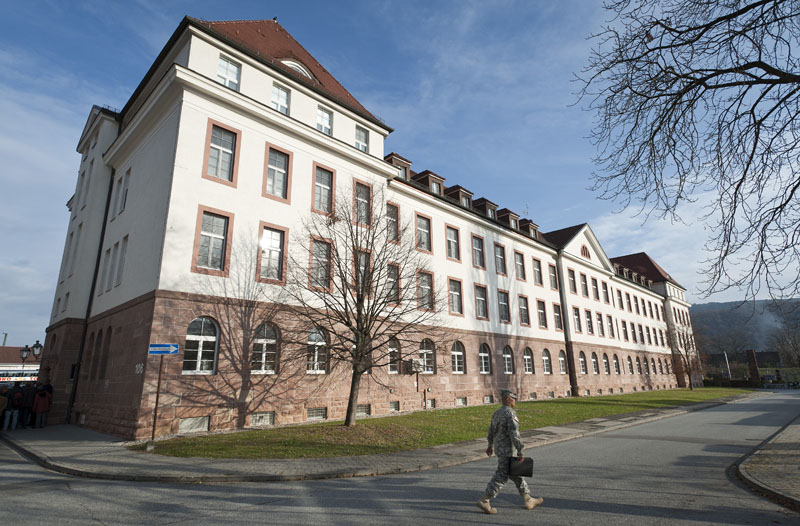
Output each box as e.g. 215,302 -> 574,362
284,182 -> 447,426
772,314 -> 800,365
580,0 -> 800,301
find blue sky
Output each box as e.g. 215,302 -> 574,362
0,1 -> 732,346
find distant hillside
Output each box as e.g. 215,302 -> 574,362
690,299 -> 800,353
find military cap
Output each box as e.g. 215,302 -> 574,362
500,389 -> 517,400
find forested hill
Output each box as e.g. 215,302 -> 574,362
690,300 -> 800,353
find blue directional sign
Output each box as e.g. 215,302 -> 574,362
148,343 -> 179,355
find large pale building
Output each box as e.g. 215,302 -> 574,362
43,17 -> 700,439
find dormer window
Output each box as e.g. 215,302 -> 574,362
431,181 -> 442,195
460,196 -> 470,208
217,55 -> 241,91
271,83 -> 290,115
398,166 -> 407,180
488,209 -> 495,219
355,126 -> 369,152
511,218 -> 518,229
316,106 -> 333,135
280,59 -> 313,80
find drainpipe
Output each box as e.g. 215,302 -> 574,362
555,249 -> 580,397
65,168 -> 116,423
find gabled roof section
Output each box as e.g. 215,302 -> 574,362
542,223 -> 586,248
544,223 -> 615,273
191,17 -> 388,130
610,252 -> 684,289
76,105 -> 119,152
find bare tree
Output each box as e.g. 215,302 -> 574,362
671,329 -> 703,389
580,0 -> 800,301
283,180 -> 447,426
772,317 -> 800,366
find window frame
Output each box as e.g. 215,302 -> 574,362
568,268 -> 577,294
448,277 -> 464,316
182,316 -> 219,375
353,179 -> 373,227
316,106 -> 333,135
532,258 -> 543,286
502,346 -> 514,374
497,289 -> 511,324
514,251 -> 526,281
474,283 -> 490,320
306,328 -> 329,374
445,224 -> 461,262
451,341 -> 465,374
494,243 -> 507,276
537,299 -> 548,329
478,343 -> 492,374
415,213 -> 433,254
580,273 -> 589,297
256,221 -> 289,285
308,236 -> 333,291
553,303 -> 563,331
311,162 -> 336,216
386,202 -> 400,244
471,234 -> 486,269
202,120 -> 241,188
519,295 -> 531,326
216,55 -> 241,91
355,125 -> 369,152
270,82 -> 290,115
251,323 -> 280,374
262,143 -> 293,204
549,264 -> 559,290
417,271 -> 434,311
191,205 -> 234,277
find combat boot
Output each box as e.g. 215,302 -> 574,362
476,492 -> 497,514
523,493 -> 544,510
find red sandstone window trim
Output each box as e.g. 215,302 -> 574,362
471,234 -> 486,270
262,142 -> 293,204
514,250 -> 526,282
191,204 -> 234,278
444,223 -> 461,263
311,161 -> 337,217
447,276 -> 465,317
255,220 -> 289,286
386,201 -> 400,245
474,283 -> 490,321
518,294 -> 531,327
308,235 -> 334,292
352,177 -> 373,228
415,213 -> 433,255
201,119 -> 241,189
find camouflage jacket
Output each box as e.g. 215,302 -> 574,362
487,404 -> 524,458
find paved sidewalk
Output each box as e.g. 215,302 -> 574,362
1,392 -> 770,486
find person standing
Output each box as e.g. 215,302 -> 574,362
477,389 -> 544,514
32,387 -> 52,428
2,382 -> 23,431
20,382 -> 36,428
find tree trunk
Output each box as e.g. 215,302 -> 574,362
344,367 -> 362,427
236,371 -> 251,428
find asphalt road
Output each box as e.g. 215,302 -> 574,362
2,392 -> 799,525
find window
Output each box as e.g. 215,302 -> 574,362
197,211 -> 228,271
311,239 -> 332,289
115,236 -> 128,286
313,165 -> 334,214
252,324 -> 279,373
602,282 -> 609,303
579,352 -> 587,374
307,407 -> 327,420
644,359 -> 651,374
591,352 -> 599,374
456,397 -> 467,407
316,106 -> 333,135
636,357 -> 642,374
448,279 -> 463,315
487,208 -> 495,219
656,304 -> 661,321
107,242 -> 119,291
498,290 -> 510,323
460,195 -> 470,207
537,300 -> 548,328
597,313 -> 605,336
260,226 -> 285,282
634,296 -> 640,314
417,272 -> 434,310
549,264 -> 559,289
207,126 -> 236,182
83,160 -> 93,207
658,358 -> 664,374
503,347 -> 514,374
514,252 -> 526,280
416,214 -> 432,252
585,310 -> 594,335
519,296 -> 530,325
559,350 -> 567,374
355,126 -> 369,152
622,321 -> 629,340
543,349 -> 552,374
266,148 -> 290,200
581,245 -> 591,259
553,304 -> 563,330
573,307 -> 582,332
533,259 -> 543,285
356,404 -> 371,417
628,356 -> 634,374
607,315 -> 615,338
475,285 -> 489,319
479,343 -> 492,374
648,301 -> 654,318
646,326 -> 652,345
591,278 -> 600,300
386,203 -> 399,242
63,293 -> 69,312
631,323 -> 638,343
494,244 -> 507,275
431,181 -> 442,194
603,354 -> 610,374
183,317 -> 218,374
389,400 -> 400,412
419,339 -> 435,373
568,269 -> 577,293
117,169 -> 130,215
472,236 -> 485,268
451,342 -> 465,373
216,56 -> 240,90
446,226 -> 460,260
614,355 -> 621,374
638,324 -> 645,343
271,83 -> 290,114
626,293 -> 632,311
580,274 -> 589,297
659,330 -> 665,347
355,182 -> 371,225
307,328 -> 328,373
523,348 -> 534,374
354,250 -> 371,291
387,264 -> 400,305
617,290 -> 624,310
388,339 -> 400,374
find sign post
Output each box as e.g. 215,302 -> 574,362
147,344 -> 178,448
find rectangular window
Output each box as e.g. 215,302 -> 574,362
514,252 -> 526,280
646,326 -> 652,345
389,401 -> 400,412
431,181 -> 441,194
533,258 -> 543,285
553,304 -> 563,330
266,148 -> 289,199
107,241 -> 119,291
498,290 -> 510,323
568,269 -> 577,293
387,264 -> 400,305
418,272 -> 434,310
316,106 -> 333,135
82,160 -> 93,208
537,300 -> 548,328
549,264 -> 558,289
307,407 -> 327,421
634,296 -> 640,314
494,244 -> 507,275
386,203 -> 399,242
115,235 -> 128,286
313,166 -> 334,213
117,169 -> 130,214
648,302 -> 654,318
260,227 -> 285,281
591,278 -> 599,300
216,55 -> 240,90
631,322 -> 638,343
585,310 -> 594,335
519,296 -> 530,325
63,293 -> 69,311
580,273 -> 589,297
626,293 -> 632,311
622,321 -> 629,341
207,126 -> 236,182
448,279 -> 463,315
311,239 -> 331,289
597,313 -> 605,336
416,214 -> 432,252
355,182 -> 371,225
98,248 -> 111,296
70,224 -> 82,276
617,290 -> 624,310
472,236 -> 485,268
602,281 -> 609,303
573,307 -> 582,332
460,195 -> 470,207
355,126 -> 369,152
656,304 -> 661,321
475,285 -> 489,319
638,324 -> 645,343
198,212 -> 228,270
607,315 -> 615,338
271,83 -> 290,115
660,330 -> 665,346
446,226 -> 460,261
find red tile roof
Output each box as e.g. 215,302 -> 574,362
542,224 -> 586,247
610,252 -> 683,288
0,346 -> 25,364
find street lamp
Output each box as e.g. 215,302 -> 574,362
20,345 -> 30,364
31,340 -> 43,360
20,340 -> 43,365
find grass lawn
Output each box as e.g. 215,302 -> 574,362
131,387 -> 750,459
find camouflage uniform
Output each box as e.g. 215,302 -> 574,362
485,404 -> 529,497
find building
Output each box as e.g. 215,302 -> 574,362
0,346 -> 40,385
44,17 -> 700,439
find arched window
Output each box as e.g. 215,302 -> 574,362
388,339 -> 400,374
503,346 -> 514,374
306,327 -> 328,374
523,348 -> 534,374
666,361 -> 671,374
636,357 -> 642,374
91,329 -> 103,380
603,353 -> 610,374
627,356 -> 634,374
558,350 -> 567,374
252,323 -> 279,374
451,341 -> 465,374
613,354 -> 621,374
479,343 -> 492,374
99,328 -> 112,380
644,359 -> 650,374
581,245 -> 591,259
420,339 -> 435,374
651,358 -> 657,375
591,352 -> 599,374
658,359 -> 664,374
542,349 -> 552,374
579,351 -> 587,374
183,317 -> 218,374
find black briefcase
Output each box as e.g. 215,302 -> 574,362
509,457 -> 534,477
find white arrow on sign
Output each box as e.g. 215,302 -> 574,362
148,343 -> 179,355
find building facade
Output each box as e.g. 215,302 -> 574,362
44,17 -> 700,439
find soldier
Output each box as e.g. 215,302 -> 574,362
476,389 -> 544,514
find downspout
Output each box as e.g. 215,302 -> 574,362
555,248 -> 580,397
64,168 -> 116,423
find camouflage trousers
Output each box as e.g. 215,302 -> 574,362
485,457 -> 529,498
